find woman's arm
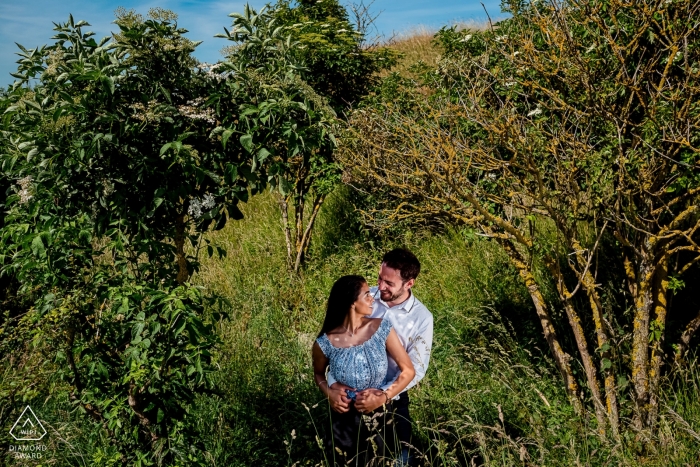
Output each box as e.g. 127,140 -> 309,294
312,341 -> 331,398
382,328 -> 416,400
313,341 -> 352,413
355,328 -> 415,412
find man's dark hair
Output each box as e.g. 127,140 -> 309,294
382,248 -> 420,282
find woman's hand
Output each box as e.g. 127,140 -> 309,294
354,388 -> 386,413
327,382 -> 353,413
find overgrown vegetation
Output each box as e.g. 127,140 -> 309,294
343,0 -> 700,438
1,0 -> 699,466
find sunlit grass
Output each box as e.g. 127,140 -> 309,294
187,189 -> 700,466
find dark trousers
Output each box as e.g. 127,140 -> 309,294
327,401 -> 397,466
393,391 -> 412,450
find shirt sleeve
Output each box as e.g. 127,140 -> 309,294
380,312 -> 433,393
326,368 -> 338,387
404,314 -> 433,391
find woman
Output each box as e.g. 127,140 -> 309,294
312,275 -> 415,466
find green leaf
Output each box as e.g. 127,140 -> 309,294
224,163 -> 238,183
240,134 -> 254,153
31,235 -> 46,258
222,129 -> 234,149
257,148 -> 271,162
160,143 -> 172,156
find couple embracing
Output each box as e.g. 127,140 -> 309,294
312,248 -> 433,466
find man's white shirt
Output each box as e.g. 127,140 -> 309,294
326,286 -> 433,397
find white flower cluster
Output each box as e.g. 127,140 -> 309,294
188,193 -> 216,219
130,100 -> 160,122
178,98 -> 216,125
197,62 -> 226,81
17,176 -> 33,204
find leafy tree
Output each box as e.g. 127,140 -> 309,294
219,1 -> 395,271
0,6 -> 334,462
342,0 -> 700,434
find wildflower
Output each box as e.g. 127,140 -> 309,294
196,62 -> 227,82
527,107 -> 542,117
188,193 -> 216,219
460,34 -> 472,42
130,100 -> 161,123
17,176 -> 33,204
178,98 -> 216,125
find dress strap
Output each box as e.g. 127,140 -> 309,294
375,318 -> 393,342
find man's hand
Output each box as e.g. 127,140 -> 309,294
327,382 -> 353,413
354,388 -> 386,413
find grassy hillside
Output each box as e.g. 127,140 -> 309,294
2,24 -> 699,467
184,190 -> 700,466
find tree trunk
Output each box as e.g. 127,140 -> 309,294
499,239 -> 582,413
648,254 -> 669,426
545,257 -> 607,432
294,196 -> 305,258
277,193 -> 293,266
631,252 -> 655,428
293,194 -> 325,272
571,240 -> 620,436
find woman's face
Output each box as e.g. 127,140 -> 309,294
353,282 -> 374,316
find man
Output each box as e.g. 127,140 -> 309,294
326,248 -> 433,464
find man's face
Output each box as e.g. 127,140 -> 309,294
377,262 -> 414,304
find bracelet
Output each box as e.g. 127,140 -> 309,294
318,381 -> 328,387
382,390 -> 390,404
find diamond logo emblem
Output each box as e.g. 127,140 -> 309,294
9,406 -> 47,441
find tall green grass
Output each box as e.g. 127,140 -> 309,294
3,188 -> 699,466
185,189 -> 700,466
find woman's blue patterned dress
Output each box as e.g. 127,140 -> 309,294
316,319 -> 392,400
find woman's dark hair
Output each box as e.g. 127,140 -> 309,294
318,275 -> 367,338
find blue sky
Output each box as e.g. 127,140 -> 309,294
0,0 -> 505,87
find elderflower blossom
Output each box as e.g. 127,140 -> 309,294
17,176 -> 33,204
196,62 -> 227,82
178,98 -> 216,125
188,193 -> 216,219
130,100 -> 161,122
